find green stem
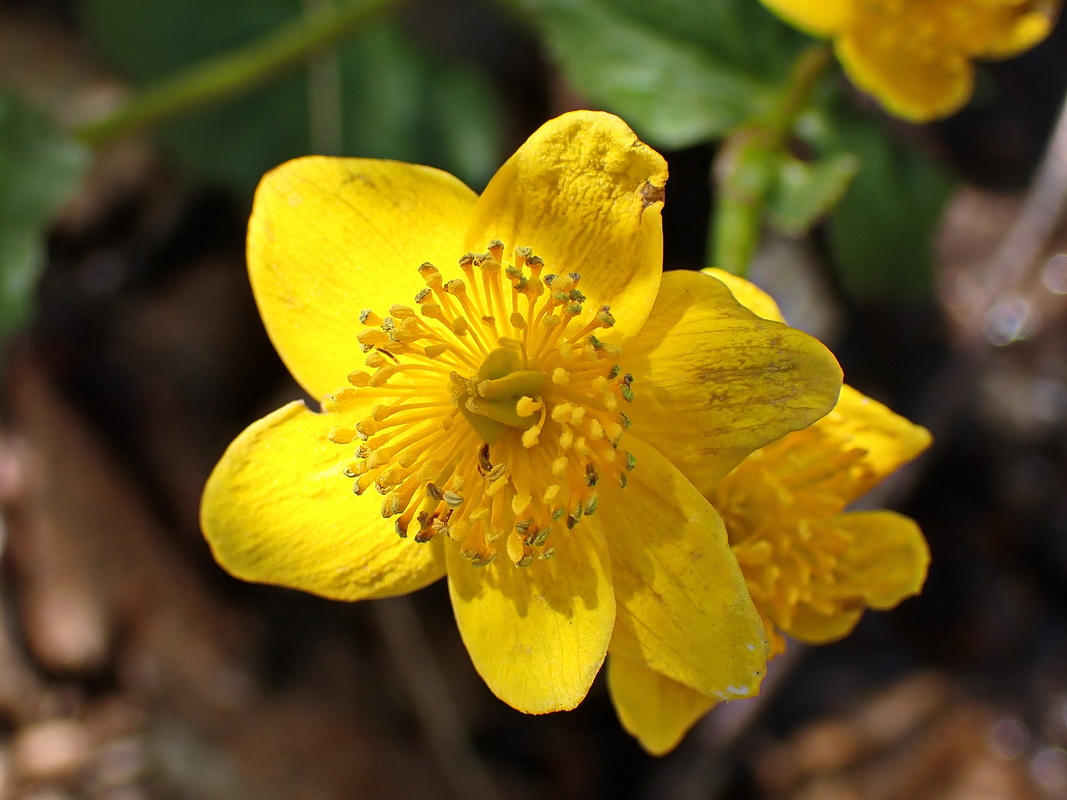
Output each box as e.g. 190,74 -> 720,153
709,43 -> 832,276
765,44 -> 832,147
74,0 -> 399,148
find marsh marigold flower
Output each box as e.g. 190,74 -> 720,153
607,269 -> 931,754
760,0 -> 1060,121
200,112 -> 844,716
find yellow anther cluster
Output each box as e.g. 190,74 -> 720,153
714,441 -> 870,656
326,242 -> 636,567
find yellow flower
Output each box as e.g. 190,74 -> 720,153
608,270 -> 931,755
760,0 -> 1060,121
200,112 -> 843,716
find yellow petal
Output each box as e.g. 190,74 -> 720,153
816,384 -> 932,500
701,267 -> 787,323
248,157 -> 477,399
464,111 -> 667,343
784,603 -> 864,645
836,25 -> 973,122
601,437 -> 768,700
627,270 -> 842,495
201,401 -> 447,600
446,523 -> 615,714
970,1 -> 1057,59
834,510 -> 931,610
759,0 -> 850,37
608,657 -> 717,756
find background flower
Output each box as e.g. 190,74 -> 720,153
761,0 -> 1060,120
607,269 -> 930,754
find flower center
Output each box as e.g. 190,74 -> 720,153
325,241 -> 635,568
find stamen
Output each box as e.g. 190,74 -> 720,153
326,241 -> 636,568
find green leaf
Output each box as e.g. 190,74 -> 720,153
0,93 -> 90,341
84,0 -> 502,193
797,102 -> 955,298
766,152 -> 859,238
521,0 -> 809,148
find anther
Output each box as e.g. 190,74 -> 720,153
477,444 -> 493,474
328,428 -> 358,444
585,463 -> 599,486
418,262 -> 443,287
358,329 -> 390,346
359,309 -> 381,325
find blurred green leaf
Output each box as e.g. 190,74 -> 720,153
0,93 -> 90,341
766,152 -> 858,238
521,0 -> 809,148
84,0 -> 502,192
798,102 -> 954,298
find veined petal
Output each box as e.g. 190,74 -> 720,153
702,268 -> 786,324
833,510 -> 931,610
446,523 -> 615,714
627,270 -> 842,495
248,157 -> 477,399
836,25 -> 973,122
608,657 -> 717,756
759,0 -> 850,36
464,111 -> 667,343
815,385 -> 932,500
601,438 -> 768,700
201,401 -> 447,600
699,272 -> 930,501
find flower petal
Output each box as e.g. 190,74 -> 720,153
446,523 -> 615,714
201,401 -> 446,600
702,267 -> 786,323
627,270 -> 842,495
783,602 -> 864,645
464,111 -> 667,343
781,511 -> 929,644
970,2 -> 1056,59
833,510 -> 931,610
608,657 -> 717,756
815,385 -> 932,500
759,0 -> 850,37
601,437 -> 768,700
248,156 -> 478,399
836,24 -> 972,122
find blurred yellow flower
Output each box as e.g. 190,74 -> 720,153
200,112 -> 844,715
761,0 -> 1060,121
608,270 -> 930,755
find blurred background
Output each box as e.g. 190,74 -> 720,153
2,0 -> 1067,797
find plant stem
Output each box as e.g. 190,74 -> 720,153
74,0 -> 399,148
709,43 -> 832,276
